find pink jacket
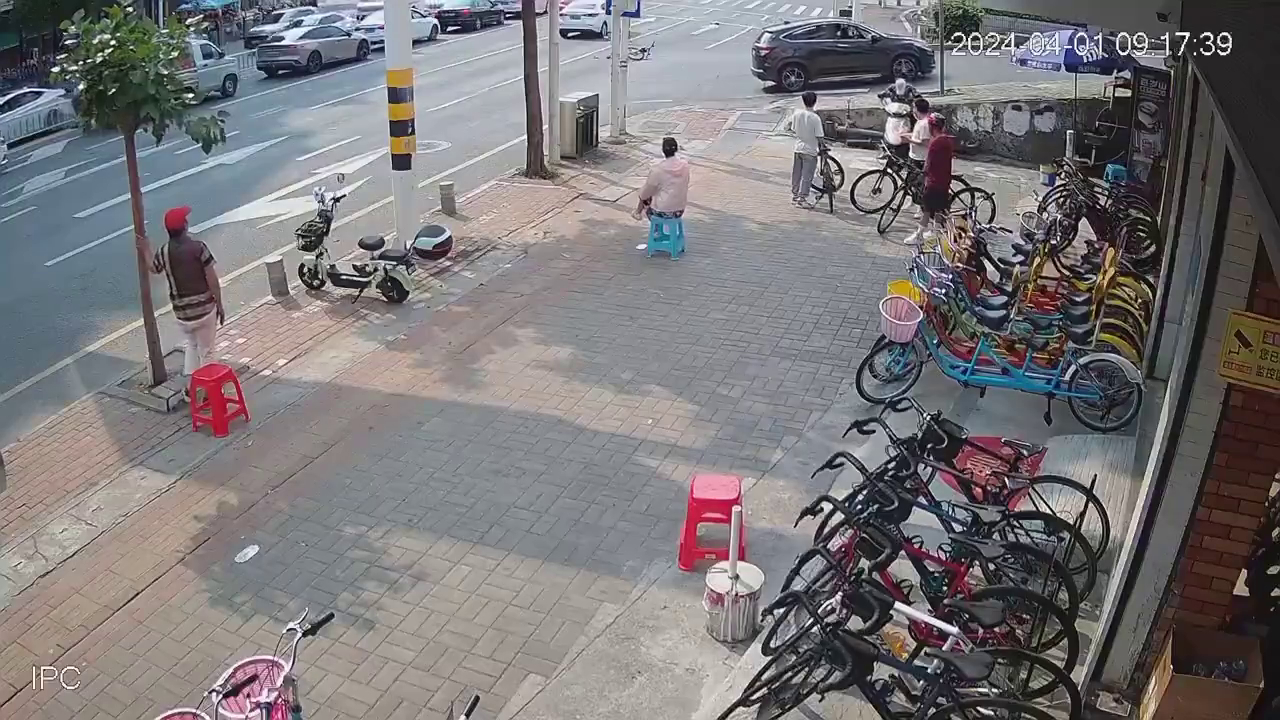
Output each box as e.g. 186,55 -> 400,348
639,157 -> 690,214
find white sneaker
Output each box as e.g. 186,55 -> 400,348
903,230 -> 923,246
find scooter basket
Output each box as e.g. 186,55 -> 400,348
295,218 -> 328,252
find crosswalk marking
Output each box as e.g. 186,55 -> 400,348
793,4 -> 805,13
745,0 -> 760,6
762,2 -> 775,10
809,6 -> 822,15
778,3 -> 791,11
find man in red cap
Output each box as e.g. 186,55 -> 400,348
151,206 -> 224,384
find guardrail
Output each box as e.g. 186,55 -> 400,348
0,102 -> 78,145
232,50 -> 257,74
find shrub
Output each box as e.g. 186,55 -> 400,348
922,0 -> 985,41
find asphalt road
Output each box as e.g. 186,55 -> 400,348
0,0 -> 1045,445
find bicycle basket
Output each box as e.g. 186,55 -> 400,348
909,251 -> 953,298
295,218 -> 328,252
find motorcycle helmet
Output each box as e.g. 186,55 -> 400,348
412,224 -> 454,262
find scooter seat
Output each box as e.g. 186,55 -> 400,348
1011,240 -> 1032,256
1066,323 -> 1094,346
995,256 -> 1024,270
1065,290 -> 1093,306
974,306 -> 1009,331
1024,314 -> 1055,333
358,235 -> 387,252
375,248 -> 412,264
1063,304 -> 1092,324
1026,335 -> 1051,352
976,293 -> 1011,311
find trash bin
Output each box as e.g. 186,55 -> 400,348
560,92 -> 600,159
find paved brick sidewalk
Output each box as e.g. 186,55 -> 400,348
2,115 -> 931,720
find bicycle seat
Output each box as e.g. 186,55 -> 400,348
1062,304 -> 1092,325
973,306 -> 1009,331
375,247 -> 412,264
943,598 -> 1007,629
951,173 -> 965,181
995,255 -> 1025,270
1064,290 -> 1093,306
1011,240 -> 1033,256
952,501 -> 1005,524
358,235 -> 387,252
948,533 -> 1008,561
1079,255 -> 1103,271
975,293 -> 1011,311
924,648 -> 995,683
1000,438 -> 1045,459
1024,314 -> 1055,333
1065,323 -> 1094,346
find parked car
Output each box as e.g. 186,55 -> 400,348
177,37 -> 241,99
558,0 -> 609,38
750,18 -> 935,92
0,87 -> 77,147
434,0 -> 505,32
493,0 -> 549,17
356,0 -> 441,20
292,11 -> 361,32
356,8 -> 441,49
256,26 -> 372,76
243,6 -> 319,49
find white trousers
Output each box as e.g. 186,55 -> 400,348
177,311 -> 219,376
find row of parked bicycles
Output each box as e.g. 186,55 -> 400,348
851,156 -> 1161,434
717,398 -> 1107,720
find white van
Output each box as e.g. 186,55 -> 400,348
176,37 -> 241,100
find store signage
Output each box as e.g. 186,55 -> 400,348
1127,65 -> 1173,192
1217,309 -> 1280,394
605,0 -> 640,19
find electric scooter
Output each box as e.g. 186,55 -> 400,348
295,174 -> 416,304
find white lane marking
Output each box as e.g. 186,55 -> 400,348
2,139 -> 185,208
0,206 -> 38,225
702,7 -> 713,12
309,36 -> 550,111
633,17 -> 656,24
761,2 -> 774,8
84,136 -> 122,150
705,26 -> 753,48
19,138 -> 75,164
691,22 -> 719,34
175,130 -> 242,155
72,137 -> 291,219
700,0 -> 712,3
296,136 -> 362,162
251,106 -> 286,119
45,226 -> 132,267
809,6 -> 822,15
417,19 -> 690,115
745,0 -> 760,6
793,4 -> 806,14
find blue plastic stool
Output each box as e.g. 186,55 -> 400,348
646,215 -> 686,260
1104,163 -> 1128,185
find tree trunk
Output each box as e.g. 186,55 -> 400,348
520,0 -> 549,179
122,130 -> 168,387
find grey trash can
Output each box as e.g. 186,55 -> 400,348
559,92 -> 600,159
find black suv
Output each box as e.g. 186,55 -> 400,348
751,19 -> 935,93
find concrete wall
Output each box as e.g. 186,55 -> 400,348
978,0 -> 1171,35
818,94 -> 1111,165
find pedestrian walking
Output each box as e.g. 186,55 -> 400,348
151,206 -> 225,385
905,113 -> 955,246
785,90 -> 823,209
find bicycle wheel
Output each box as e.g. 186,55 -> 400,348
1097,326 -> 1144,365
980,646 -> 1083,718
978,541 -> 1080,619
950,187 -> 997,225
877,186 -> 908,234
849,168 -> 899,214
967,585 -> 1080,675
928,696 -> 1057,720
990,510 -> 1099,600
764,551 -> 842,656
814,155 -> 845,193
1012,475 -> 1112,559
855,336 -> 924,403
1066,354 -> 1144,433
716,644 -> 839,720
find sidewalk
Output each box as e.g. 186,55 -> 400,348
1,107 -> 1063,720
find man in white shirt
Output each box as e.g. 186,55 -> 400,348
901,97 -> 933,220
786,91 -> 824,209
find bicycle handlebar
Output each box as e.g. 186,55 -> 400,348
219,673 -> 260,701
302,611 -> 335,638
459,694 -> 481,720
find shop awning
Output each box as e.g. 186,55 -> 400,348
175,0 -> 240,11
0,30 -> 18,51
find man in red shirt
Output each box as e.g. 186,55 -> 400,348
906,113 -> 954,246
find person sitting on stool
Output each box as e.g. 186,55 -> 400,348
634,136 -> 690,223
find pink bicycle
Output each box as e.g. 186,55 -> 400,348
152,673 -> 262,720
215,609 -> 334,719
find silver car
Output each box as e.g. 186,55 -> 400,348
256,26 -> 372,76
0,87 -> 77,147
244,7 -> 319,49
292,11 -> 360,33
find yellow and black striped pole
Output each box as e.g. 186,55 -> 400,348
385,0 -> 417,245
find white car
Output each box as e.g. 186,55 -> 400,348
292,11 -> 361,33
356,7 -> 441,49
493,0 -> 549,17
356,0 -> 440,19
558,0 -> 609,38
0,87 -> 76,146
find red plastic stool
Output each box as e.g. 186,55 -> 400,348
190,363 -> 250,438
678,473 -> 747,571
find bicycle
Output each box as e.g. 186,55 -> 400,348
153,674 -> 262,720
212,609 -> 335,719
811,139 -> 844,214
628,42 -> 654,60
848,144 -> 995,227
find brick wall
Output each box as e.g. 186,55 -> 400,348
1139,247 -> 1280,680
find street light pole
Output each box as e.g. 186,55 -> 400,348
618,15 -> 630,134
608,0 -> 623,141
548,1 -> 561,163
385,0 -> 418,247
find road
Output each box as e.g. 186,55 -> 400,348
0,0 -> 1043,446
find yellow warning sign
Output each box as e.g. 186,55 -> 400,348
1218,309 -> 1280,393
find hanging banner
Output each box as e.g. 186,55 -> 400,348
1127,64 -> 1172,191
1217,309 -> 1280,394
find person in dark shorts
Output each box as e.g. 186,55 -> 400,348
906,113 -> 954,246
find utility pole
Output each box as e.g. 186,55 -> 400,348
547,1 -> 562,163
385,0 -> 417,247
607,0 -> 624,142
935,1 -> 945,94
618,15 -> 630,134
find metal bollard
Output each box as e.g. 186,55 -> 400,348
0,449 -> 7,494
440,181 -> 457,216
264,255 -> 290,298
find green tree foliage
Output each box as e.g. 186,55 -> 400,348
924,0 -> 985,41
11,0 -> 110,32
53,4 -> 229,385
